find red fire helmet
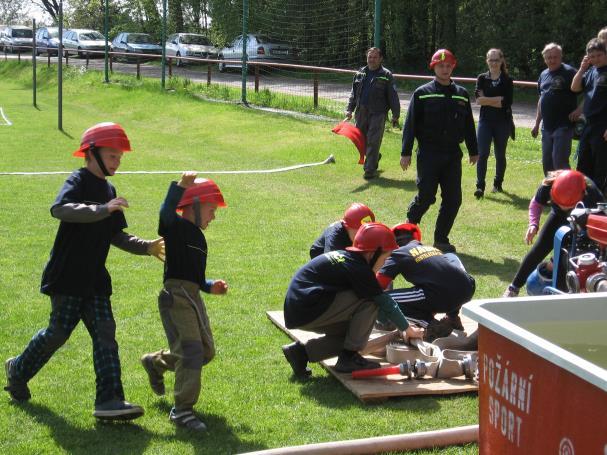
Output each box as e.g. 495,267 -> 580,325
177,178 -> 227,208
429,49 -> 457,69
342,203 -> 376,230
392,222 -> 422,245
73,122 -> 132,157
550,170 -> 586,208
346,222 -> 399,253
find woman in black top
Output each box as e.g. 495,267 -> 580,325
474,48 -> 514,198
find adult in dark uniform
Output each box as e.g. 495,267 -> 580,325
376,223 -> 476,339
282,223 -> 424,378
503,170 -> 604,297
346,47 -> 400,180
309,202 -> 375,258
572,39 -> 607,192
401,49 -> 479,253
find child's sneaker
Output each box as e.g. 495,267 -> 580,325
140,354 -> 165,396
502,285 -> 519,298
169,408 -> 207,431
4,357 -> 31,402
93,400 -> 144,420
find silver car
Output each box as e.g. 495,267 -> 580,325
111,32 -> 162,63
2,25 -> 33,53
165,33 -> 218,66
63,29 -> 106,58
218,34 -> 298,72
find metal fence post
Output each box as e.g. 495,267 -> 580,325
65,51 -> 69,66
374,0 -> 382,48
47,52 -> 50,67
161,0 -> 167,89
207,63 -> 211,86
254,65 -> 259,93
32,20 -> 37,108
313,70 -> 319,109
104,0 -> 109,83
241,0 -> 249,104
58,0 -> 64,131
86,52 -> 89,68
18,50 -> 21,62
168,57 -> 172,78
136,57 -> 140,79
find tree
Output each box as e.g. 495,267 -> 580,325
0,0 -> 28,24
33,0 -> 60,22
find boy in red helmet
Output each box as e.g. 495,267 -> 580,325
503,170 -> 604,297
376,223 -> 476,339
283,222 -> 424,377
4,122 -> 165,420
309,202 -> 375,258
140,172 -> 227,431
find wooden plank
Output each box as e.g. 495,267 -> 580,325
268,311 -> 478,402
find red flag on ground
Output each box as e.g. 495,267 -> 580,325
332,121 -> 366,165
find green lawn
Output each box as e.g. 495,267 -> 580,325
0,61 -> 547,454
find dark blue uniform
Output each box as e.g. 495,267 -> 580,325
402,80 -> 478,246
576,65 -> 607,191
378,241 -> 475,323
309,221 -> 351,259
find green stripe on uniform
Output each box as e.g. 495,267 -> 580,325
419,94 -> 445,99
452,95 -> 469,102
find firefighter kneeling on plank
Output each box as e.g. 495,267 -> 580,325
376,223 -> 476,341
282,223 -> 424,379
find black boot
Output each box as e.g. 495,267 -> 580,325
334,350 -> 380,373
282,342 -> 312,379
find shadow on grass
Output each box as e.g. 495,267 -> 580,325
351,173 -> 417,193
16,401 -> 267,454
297,375 -> 443,414
59,129 -> 74,139
458,252 -> 520,283
16,401 -> 153,455
484,189 -> 531,211
150,401 -> 267,454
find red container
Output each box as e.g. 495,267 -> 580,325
463,294 -> 607,454
587,213 -> 607,247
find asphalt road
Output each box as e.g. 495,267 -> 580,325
4,53 -> 538,128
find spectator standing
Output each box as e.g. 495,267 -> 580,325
474,48 -> 514,198
401,49 -> 479,253
346,47 -> 400,180
532,43 -> 581,175
572,39 -> 607,192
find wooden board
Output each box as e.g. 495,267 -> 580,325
267,310 -> 479,402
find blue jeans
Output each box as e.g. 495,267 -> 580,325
476,119 -> 510,190
541,126 -> 573,175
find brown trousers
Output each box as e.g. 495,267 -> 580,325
299,290 -> 378,362
145,279 -> 214,411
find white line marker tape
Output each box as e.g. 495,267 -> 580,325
0,107 -> 12,126
0,154 -> 336,175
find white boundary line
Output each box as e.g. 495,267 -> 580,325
0,154 -> 336,176
0,107 -> 13,126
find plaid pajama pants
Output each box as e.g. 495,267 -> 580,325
11,294 -> 125,405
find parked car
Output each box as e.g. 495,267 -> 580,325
63,29 -> 106,58
165,33 -> 218,66
1,25 -> 33,53
35,27 -> 61,56
111,32 -> 162,62
218,34 -> 298,72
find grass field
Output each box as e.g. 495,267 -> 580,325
0,61 -> 548,454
